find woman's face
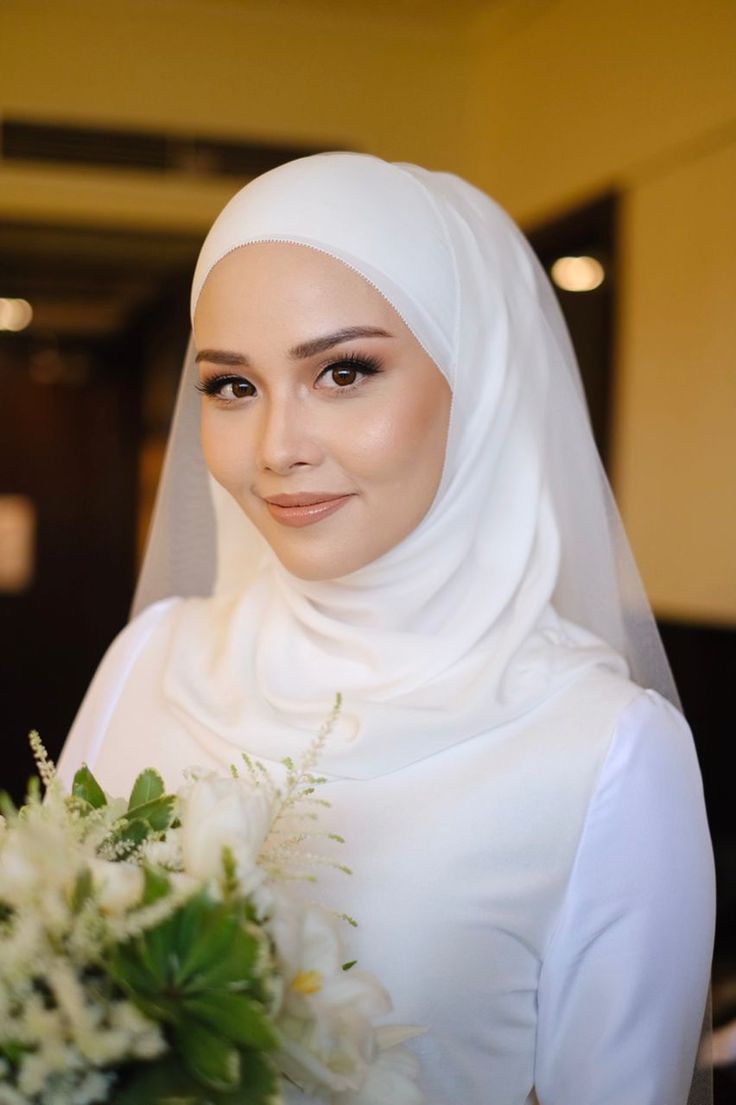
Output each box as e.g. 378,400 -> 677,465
194,242 -> 451,580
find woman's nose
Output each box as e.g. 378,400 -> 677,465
255,396 -> 322,474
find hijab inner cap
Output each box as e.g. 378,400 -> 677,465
135,152 -> 677,779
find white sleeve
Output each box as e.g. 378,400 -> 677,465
534,689 -> 715,1105
55,598 -> 180,789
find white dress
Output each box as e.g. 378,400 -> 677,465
57,598 -> 715,1105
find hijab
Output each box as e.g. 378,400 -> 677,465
133,152 -> 677,779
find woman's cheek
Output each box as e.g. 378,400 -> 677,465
338,405 -> 418,482
201,416 -> 251,493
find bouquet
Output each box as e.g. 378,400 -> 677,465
0,711 -> 423,1105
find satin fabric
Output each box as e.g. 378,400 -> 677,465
57,598 -> 715,1105
152,152 -> 644,779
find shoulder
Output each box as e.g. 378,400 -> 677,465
570,685 -> 712,908
82,595 -> 187,698
101,596 -> 185,664
56,597 -> 186,785
597,687 -> 704,811
541,684 -> 713,959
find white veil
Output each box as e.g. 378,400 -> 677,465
133,152 -> 678,709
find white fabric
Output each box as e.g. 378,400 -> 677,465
57,598 -> 715,1105
132,152 -> 679,781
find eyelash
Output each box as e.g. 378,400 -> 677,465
196,352 -> 382,402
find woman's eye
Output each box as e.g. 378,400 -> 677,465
329,366 -> 360,387
226,379 -> 256,399
197,375 -> 256,401
317,356 -> 381,390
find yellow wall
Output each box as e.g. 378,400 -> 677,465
616,140 -> 736,623
0,0 -> 466,229
464,0 -> 736,623
463,0 -> 736,223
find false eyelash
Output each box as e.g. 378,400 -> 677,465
195,374 -> 250,396
194,352 -> 383,399
321,352 -> 382,375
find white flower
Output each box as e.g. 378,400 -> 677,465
88,859 -> 144,915
0,810 -> 79,909
0,835 -> 38,901
337,1029 -> 425,1105
177,772 -> 272,885
140,829 -> 183,869
268,890 -> 391,1095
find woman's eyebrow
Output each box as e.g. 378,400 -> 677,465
195,326 -> 393,369
289,326 -> 393,359
195,349 -> 248,366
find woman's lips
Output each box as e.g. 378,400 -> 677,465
263,493 -> 355,528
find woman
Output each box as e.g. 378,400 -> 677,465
58,152 -> 714,1104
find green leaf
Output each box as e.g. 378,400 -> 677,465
72,764 -> 107,808
25,776 -> 41,803
0,1039 -> 27,1066
174,901 -> 263,993
108,892 -> 274,1054
176,1020 -> 241,1091
108,941 -> 167,1007
111,1056 -> 206,1104
70,867 -> 93,913
233,1049 -> 282,1104
142,865 -> 171,907
111,1052 -> 282,1105
129,769 -> 166,811
0,792 -> 17,820
113,818 -> 150,854
125,794 -> 176,833
182,992 -> 278,1051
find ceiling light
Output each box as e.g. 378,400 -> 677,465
550,256 -> 605,293
0,298 -> 34,331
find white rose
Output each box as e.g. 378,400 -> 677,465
177,773 -> 272,886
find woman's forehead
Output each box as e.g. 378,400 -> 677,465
194,242 -> 423,351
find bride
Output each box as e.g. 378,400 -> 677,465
58,152 -> 714,1104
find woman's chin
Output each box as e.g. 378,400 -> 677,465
273,547 -> 370,582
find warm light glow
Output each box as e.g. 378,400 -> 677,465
550,256 -> 605,292
0,495 -> 36,592
0,298 -> 34,331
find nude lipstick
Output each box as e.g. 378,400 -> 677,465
263,492 -> 354,528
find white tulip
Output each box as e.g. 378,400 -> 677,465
268,890 -> 395,1095
337,1033 -> 425,1105
177,773 -> 272,886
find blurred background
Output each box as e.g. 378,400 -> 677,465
1,0 -> 735,1087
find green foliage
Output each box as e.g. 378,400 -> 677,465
111,1051 -> 282,1105
128,769 -> 166,811
107,892 -> 278,1096
72,764 -> 108,809
125,794 -> 176,833
141,865 -> 171,907
70,867 -> 94,913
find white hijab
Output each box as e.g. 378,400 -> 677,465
133,152 -> 677,779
